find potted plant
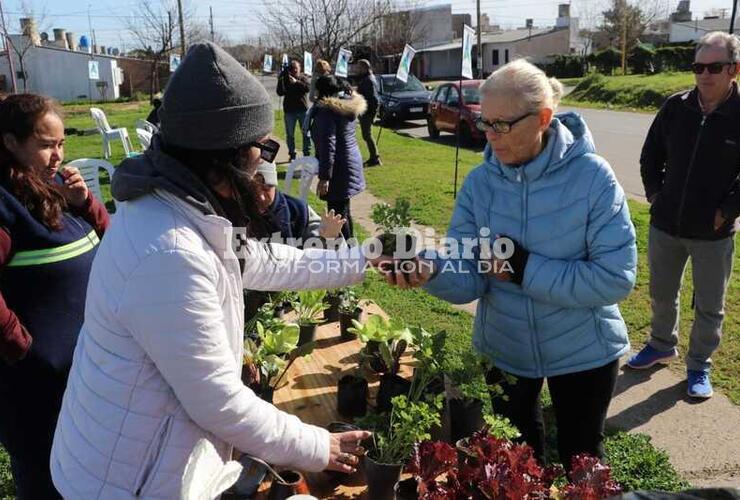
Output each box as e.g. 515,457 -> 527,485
363,394 -> 443,500
292,290 -> 328,346
371,198 -> 416,272
407,327 -> 450,442
323,288 -> 342,323
243,321 -> 314,403
445,355 -> 496,443
337,288 -> 362,340
348,315 -> 412,411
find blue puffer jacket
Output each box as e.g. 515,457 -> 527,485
423,112 -> 637,378
311,94 -> 367,202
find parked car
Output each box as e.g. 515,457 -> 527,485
377,74 -> 432,124
427,80 -> 486,146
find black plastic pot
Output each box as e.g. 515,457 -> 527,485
339,308 -> 362,340
364,454 -> 403,500
449,397 -> 485,443
394,477 -> 419,500
324,294 -> 341,322
267,470 -> 310,500
298,323 -> 317,347
364,340 -> 387,373
377,374 -> 411,412
337,375 -> 368,418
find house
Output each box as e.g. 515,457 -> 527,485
670,17 -> 735,43
0,18 -> 169,101
414,4 -> 585,79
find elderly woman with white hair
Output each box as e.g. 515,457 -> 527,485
385,59 -> 637,469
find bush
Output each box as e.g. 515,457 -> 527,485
629,44 -> 657,74
544,55 -> 586,78
0,446 -> 14,500
589,48 -> 622,75
656,45 -> 695,72
604,432 -> 691,492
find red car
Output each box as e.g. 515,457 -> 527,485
427,80 -> 486,146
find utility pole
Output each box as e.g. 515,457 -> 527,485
476,0 -> 482,78
209,6 -> 214,42
730,0 -> 738,34
177,0 -> 186,56
0,0 -> 17,93
620,3 -> 627,75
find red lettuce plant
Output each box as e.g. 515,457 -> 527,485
404,428 -> 621,500
560,454 -> 622,500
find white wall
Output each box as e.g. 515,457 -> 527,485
420,48 -> 462,79
670,23 -> 709,43
0,39 -> 121,101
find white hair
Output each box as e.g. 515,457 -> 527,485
479,58 -> 564,114
696,31 -> 740,62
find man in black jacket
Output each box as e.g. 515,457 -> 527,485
277,60 -> 311,161
628,31 -> 740,399
356,59 -> 381,167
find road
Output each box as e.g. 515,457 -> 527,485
259,72 -> 654,202
391,106 -> 655,202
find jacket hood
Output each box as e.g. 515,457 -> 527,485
317,94 -> 367,118
483,111 -> 596,182
111,135 -> 225,216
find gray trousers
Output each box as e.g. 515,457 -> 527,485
648,225 -> 734,371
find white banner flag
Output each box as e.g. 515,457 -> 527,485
304,51 -> 313,75
335,48 -> 352,77
169,54 -> 181,73
462,24 -> 475,79
88,60 -> 99,80
263,54 -> 273,73
396,44 -> 416,83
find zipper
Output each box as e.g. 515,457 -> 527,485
134,415 -> 174,496
676,114 -> 707,234
520,169 -> 544,377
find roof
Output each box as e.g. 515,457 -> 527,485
672,18 -> 732,32
418,27 -> 558,53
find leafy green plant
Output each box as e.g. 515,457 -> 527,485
370,394 -> 443,465
407,326 -> 447,402
349,315 -> 411,375
604,432 -> 690,492
482,414 -> 521,441
371,198 -> 412,233
243,321 -> 313,394
338,287 -> 361,314
0,445 -> 14,500
292,290 -> 328,326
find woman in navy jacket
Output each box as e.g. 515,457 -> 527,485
0,94 -> 109,498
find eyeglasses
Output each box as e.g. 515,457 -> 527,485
249,138 -> 281,163
691,62 -> 733,75
475,112 -> 534,134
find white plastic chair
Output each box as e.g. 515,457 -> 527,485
284,156 -> 319,200
136,128 -> 153,151
90,107 -> 134,159
66,158 -> 116,211
136,118 -> 158,135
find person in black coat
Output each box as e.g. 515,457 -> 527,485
277,60 -> 311,161
356,59 -> 381,167
310,76 -> 367,239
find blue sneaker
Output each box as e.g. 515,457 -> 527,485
626,345 -> 678,369
687,370 -> 713,399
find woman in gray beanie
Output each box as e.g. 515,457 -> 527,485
50,42 -> 372,499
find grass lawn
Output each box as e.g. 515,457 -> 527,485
563,72 -> 696,112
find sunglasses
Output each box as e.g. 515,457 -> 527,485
691,62 -> 733,75
249,138 -> 280,163
475,112 -> 534,134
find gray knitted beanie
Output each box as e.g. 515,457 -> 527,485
159,42 -> 273,150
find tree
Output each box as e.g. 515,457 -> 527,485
125,0 -> 198,99
599,0 -> 661,73
0,1 -> 49,92
259,0 -> 393,64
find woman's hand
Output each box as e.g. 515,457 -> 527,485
319,209 -> 346,239
58,166 -> 89,208
317,180 -> 329,198
326,430 -> 371,473
371,257 -> 435,289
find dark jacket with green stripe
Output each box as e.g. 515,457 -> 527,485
0,178 -> 109,369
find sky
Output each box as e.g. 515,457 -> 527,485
2,0 -> 737,52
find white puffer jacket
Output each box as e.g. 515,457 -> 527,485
50,189 -> 365,499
